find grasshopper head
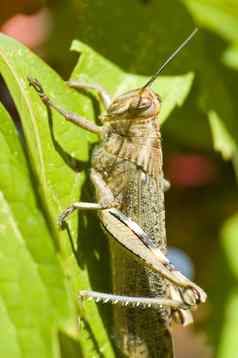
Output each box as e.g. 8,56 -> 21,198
107,88 -> 161,121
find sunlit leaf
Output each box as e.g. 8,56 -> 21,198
0,103 -> 75,358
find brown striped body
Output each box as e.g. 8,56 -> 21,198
92,89 -> 174,357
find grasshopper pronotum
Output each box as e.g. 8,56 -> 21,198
29,28 -> 206,357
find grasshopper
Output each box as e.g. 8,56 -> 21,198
28,28 -> 206,357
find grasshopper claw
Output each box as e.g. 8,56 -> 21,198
182,285 -> 207,307
28,76 -> 49,103
192,286 -> 207,304
58,206 -> 75,229
58,214 -> 66,229
28,77 -> 43,94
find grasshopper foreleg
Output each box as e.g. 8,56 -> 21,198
28,77 -> 102,135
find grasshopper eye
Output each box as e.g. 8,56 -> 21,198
129,97 -> 152,112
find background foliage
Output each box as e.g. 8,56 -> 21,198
0,1 -> 238,357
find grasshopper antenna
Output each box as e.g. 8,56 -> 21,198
141,28 -> 198,91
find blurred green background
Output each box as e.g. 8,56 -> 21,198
1,1 -> 238,357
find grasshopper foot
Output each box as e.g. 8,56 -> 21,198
182,285 -> 207,307
28,77 -> 49,104
191,285 -> 207,304
58,206 -> 76,229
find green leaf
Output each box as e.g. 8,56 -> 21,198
0,103 -> 74,358
183,0 -> 238,44
208,110 -> 236,160
222,214 -> 238,279
217,292 -> 238,358
223,44 -> 238,70
182,0 -> 238,85
0,35 -> 114,358
0,191 -> 60,358
182,0 -> 238,176
216,214 -> 238,358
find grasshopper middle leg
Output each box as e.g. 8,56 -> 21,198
67,80 -> 111,109
58,168 -> 116,226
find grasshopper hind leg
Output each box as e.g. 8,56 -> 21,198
79,290 -> 190,310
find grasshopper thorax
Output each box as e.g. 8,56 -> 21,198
105,88 -> 160,121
